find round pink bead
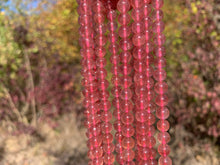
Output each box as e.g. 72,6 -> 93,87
104,153 -> 115,164
117,0 -> 131,13
88,147 -> 103,159
121,112 -> 134,124
154,81 -> 168,94
103,143 -> 115,153
153,69 -> 167,81
118,13 -> 131,25
159,156 -> 172,165
102,133 -> 114,144
155,94 -> 169,106
156,107 -> 170,119
88,157 -> 103,165
157,120 -> 170,132
118,25 -> 132,38
131,8 -> 145,21
122,125 -> 135,137
122,149 -> 135,161
122,137 -> 135,149
158,132 -> 171,144
130,0 -> 144,8
158,144 -> 171,157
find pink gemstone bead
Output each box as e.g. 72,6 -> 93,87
120,51 -> 132,63
88,147 -> 103,159
131,8 -> 145,21
132,21 -> 145,34
88,157 -> 103,165
152,21 -> 165,33
103,153 -> 115,164
118,25 -> 132,38
158,132 -> 171,144
122,125 -> 135,137
157,120 -> 170,132
120,88 -> 133,100
138,159 -> 157,165
120,100 -> 134,112
122,149 -> 135,161
122,137 -> 135,149
136,124 -> 155,136
121,112 -> 134,124
89,136 -> 103,147
101,122 -> 113,133
119,39 -> 133,51
137,135 -> 156,148
152,0 -> 164,9
132,46 -> 146,60
118,13 -> 131,25
117,0 -> 131,13
158,144 -> 171,156
114,121 -> 122,132
103,143 -> 115,153
153,69 -> 167,81
138,147 -> 150,160
159,156 -> 172,165
130,0 -> 144,8
154,82 -> 168,94
156,107 -> 170,119
155,94 -> 169,106
102,133 -> 114,144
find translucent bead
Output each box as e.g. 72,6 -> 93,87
88,157 -> 103,165
88,125 -> 101,137
119,39 -> 133,51
103,143 -> 115,153
111,86 -> 122,97
132,21 -> 145,34
157,120 -> 170,132
135,99 -> 147,111
154,82 -> 168,94
88,147 -> 103,159
95,47 -> 106,57
156,107 -> 170,119
120,88 -> 133,100
137,135 -> 156,148
100,100 -> 112,110
115,132 -> 123,142
144,18 -> 152,32
158,156 -> 172,165
149,148 -> 157,159
120,51 -> 132,63
118,26 -> 132,38
117,0 -> 131,13
154,34 -> 166,46
151,10 -> 164,21
152,21 -> 165,33
130,0 -> 144,8
102,133 -> 114,144
155,46 -> 166,57
118,13 -> 131,25
122,149 -> 135,161
116,154 -> 124,164
111,75 -> 121,86
132,46 -> 146,60
158,144 -> 170,156
92,1 -> 106,13
119,76 -> 133,88
152,0 -> 164,9
145,77 -> 154,89
136,123 -> 155,136
122,125 -> 135,137
132,34 -> 145,47
104,153 -> 115,164
101,122 -> 113,133
120,100 -> 134,112
114,121 -> 122,132
120,64 -> 133,75
155,94 -> 169,106
139,159 -> 157,165
138,147 -> 150,160
94,24 -> 107,34
153,69 -> 167,81
143,4 -> 152,16
131,8 -> 145,21
122,137 -> 135,149
134,73 -> 146,83
115,142 -> 123,153
121,112 -> 134,125
154,57 -> 166,68
134,61 -> 145,72
93,13 -> 106,23
107,10 -> 117,21
158,132 -> 171,144
109,44 -> 119,54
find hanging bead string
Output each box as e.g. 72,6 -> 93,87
92,1 -> 115,164
106,1 -> 125,165
117,0 -> 135,164
152,0 -> 172,165
78,0 -> 103,164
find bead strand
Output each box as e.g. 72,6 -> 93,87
106,2 -> 125,165
78,0 -> 103,164
117,0 -> 135,164
92,1 -> 115,164
152,0 -> 172,165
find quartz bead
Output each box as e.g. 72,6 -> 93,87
120,51 -> 132,63
137,135 -> 156,148
152,0 -> 164,9
155,94 -> 169,106
132,34 -> 146,46
156,107 -> 170,119
88,147 -> 103,159
120,88 -> 133,100
132,46 -> 146,60
120,100 -> 134,112
130,0 -> 144,8
138,159 -> 157,165
122,137 -> 135,149
153,69 -> 167,81
101,122 -> 113,133
132,21 -> 145,34
157,120 -> 170,132
88,157 -> 103,165
136,124 -> 155,136
103,153 -> 115,164
131,8 -> 145,21
119,39 -> 133,51
118,13 -> 131,25
154,81 -> 168,94
117,0 -> 131,13
121,112 -> 134,124
102,133 -> 114,144
159,156 -> 172,165
118,26 -> 132,38
158,132 -> 171,144
122,149 -> 135,161
158,144 -> 171,156
122,125 -> 135,137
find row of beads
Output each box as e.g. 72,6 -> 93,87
78,0 -> 103,164
117,0 -> 135,164
152,0 -> 172,165
93,1 -> 115,164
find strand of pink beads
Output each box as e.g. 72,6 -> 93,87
92,1 -> 115,164
152,0 -> 172,165
117,0 -> 135,164
106,1 -> 125,165
78,0 -> 103,164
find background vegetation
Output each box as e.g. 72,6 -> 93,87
0,0 -> 219,164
